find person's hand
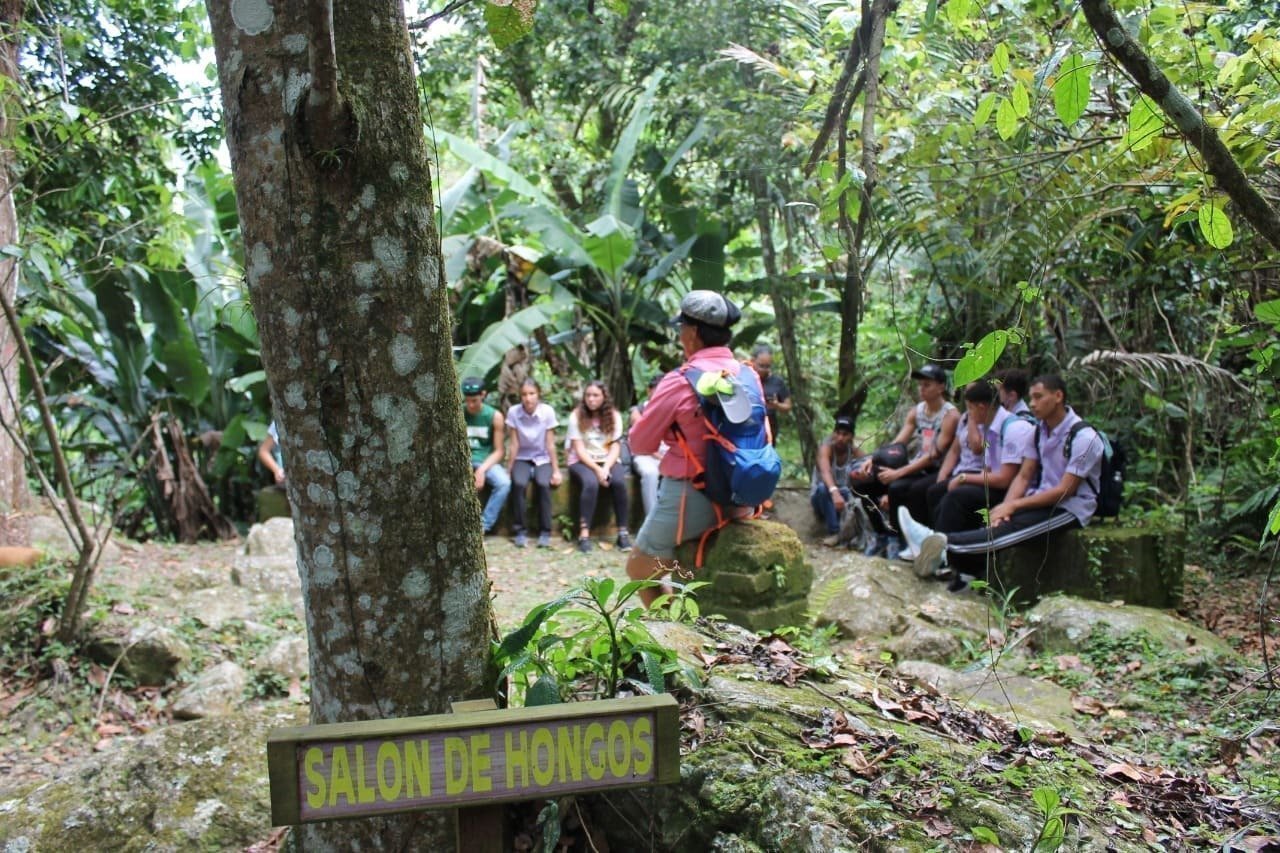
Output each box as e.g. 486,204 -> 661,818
272,468 -> 286,484
596,468 -> 610,486
947,473 -> 965,492
550,470 -> 563,487
878,495 -> 890,511
877,467 -> 900,484
473,468 -> 486,491
989,501 -> 1015,526
967,433 -> 984,455
833,491 -> 847,513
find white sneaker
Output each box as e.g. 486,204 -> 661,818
898,544 -> 918,561
913,533 -> 947,579
897,506 -> 934,553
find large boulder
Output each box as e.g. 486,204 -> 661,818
896,659 -> 1081,736
172,661 -> 250,720
244,517 -> 296,558
1027,597 -> 1236,664
991,523 -> 1185,608
0,704 -> 307,851
86,621 -> 192,686
257,636 -> 309,681
678,519 -> 813,632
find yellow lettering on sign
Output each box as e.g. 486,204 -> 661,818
329,746 -> 356,807
505,730 -> 530,789
530,727 -> 555,786
607,720 -> 630,778
376,741 -> 403,801
304,747 -> 327,810
584,722 -> 606,780
470,733 -> 492,793
354,744 -> 376,804
404,738 -> 432,798
444,736 -> 469,795
632,717 -> 653,776
556,724 -> 582,784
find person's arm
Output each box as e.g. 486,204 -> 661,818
771,382 -> 793,414
966,413 -> 984,454
478,411 -> 505,474
257,435 -> 284,483
938,438 -> 960,483
545,424 -> 562,486
629,375 -> 680,455
934,408 -> 960,458
988,457 -> 1040,525
505,410 -> 518,474
816,443 -> 846,511
878,409 -> 921,482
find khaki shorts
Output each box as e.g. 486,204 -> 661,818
634,478 -> 718,560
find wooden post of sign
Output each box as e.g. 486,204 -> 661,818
451,699 -> 507,853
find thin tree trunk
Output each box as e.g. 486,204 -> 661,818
1079,0 -> 1280,250
750,174 -> 817,472
206,2 -> 492,848
0,0 -> 30,541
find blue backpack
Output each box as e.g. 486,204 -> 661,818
679,366 -> 782,508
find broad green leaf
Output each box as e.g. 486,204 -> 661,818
1011,82 -> 1029,118
606,72 -> 662,225
1053,54 -> 1092,127
1267,498 -> 1280,537
641,235 -> 697,285
924,0 -> 937,25
1034,816 -> 1065,852
1126,95 -> 1164,151
974,92 -> 997,127
1147,5 -> 1176,28
1254,299 -> 1280,326
954,330 -> 1008,385
456,285 -> 573,381
972,826 -> 1000,844
996,98 -> 1019,140
227,369 -> 266,394
483,0 -> 537,50
944,0 -> 969,27
583,214 -> 637,278
642,650 -> 666,694
435,129 -> 557,211
991,43 -> 1011,77
526,676 -> 562,706
1197,204 -> 1234,249
1032,786 -> 1061,815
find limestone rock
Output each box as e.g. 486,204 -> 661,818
896,659 -> 1081,735
0,704 -> 307,851
1027,596 -> 1235,663
680,519 -> 813,632
87,621 -> 191,686
172,661 -> 249,719
230,555 -> 300,596
258,636 -> 309,681
244,517 -> 296,558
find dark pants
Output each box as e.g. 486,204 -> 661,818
849,478 -> 891,533
811,486 -> 853,534
569,462 -> 629,533
927,481 -> 1007,533
887,468 -> 938,532
945,508 -> 1081,575
511,460 -> 552,535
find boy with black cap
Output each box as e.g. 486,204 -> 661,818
627,290 -> 763,607
811,414 -> 869,545
461,376 -> 511,535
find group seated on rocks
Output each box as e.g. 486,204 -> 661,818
812,367 -> 1108,594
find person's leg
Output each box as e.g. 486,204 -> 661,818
570,462 -> 599,540
925,480 -> 950,527
607,463 -> 630,537
629,479 -> 717,607
481,465 -> 512,533
510,461 -> 532,536
851,479 -> 890,532
533,462 -> 553,539
886,475 -> 920,532
632,455 -> 660,516
906,472 -> 937,528
934,484 -> 1006,534
811,486 -> 839,534
916,508 -> 1080,582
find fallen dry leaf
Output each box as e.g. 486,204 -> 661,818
1103,761 -> 1150,783
1054,654 -> 1084,670
1071,693 -> 1108,716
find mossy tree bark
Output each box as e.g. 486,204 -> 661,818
205,1 -> 492,847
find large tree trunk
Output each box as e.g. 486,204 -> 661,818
0,0 -> 30,543
205,2 -> 492,848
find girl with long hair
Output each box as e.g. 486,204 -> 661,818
567,381 -> 631,553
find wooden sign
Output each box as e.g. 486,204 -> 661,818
267,694 -> 680,826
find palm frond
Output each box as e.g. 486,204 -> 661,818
1068,350 -> 1250,396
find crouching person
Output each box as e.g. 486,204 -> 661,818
898,374 -> 1104,592
811,414 -> 869,546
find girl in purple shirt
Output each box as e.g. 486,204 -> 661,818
505,379 -> 562,548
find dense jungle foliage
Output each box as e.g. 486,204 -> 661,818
3,0 -> 1278,569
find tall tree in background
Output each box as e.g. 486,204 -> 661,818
0,0 -> 28,542
205,0 -> 492,847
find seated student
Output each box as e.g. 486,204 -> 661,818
993,367 -> 1031,416
912,379 -> 1036,553
854,363 -> 959,558
899,374 -> 1104,592
506,378 -> 562,549
567,381 -> 631,553
810,414 -> 870,546
629,375 -> 666,518
461,376 -> 511,535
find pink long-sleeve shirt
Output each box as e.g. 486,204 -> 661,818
628,346 -> 758,480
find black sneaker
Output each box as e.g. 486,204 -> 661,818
616,532 -> 632,552
577,537 -> 593,554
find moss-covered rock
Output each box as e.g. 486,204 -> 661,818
1027,596 -> 1236,663
0,704 -> 307,852
86,621 -> 192,687
677,520 -> 813,632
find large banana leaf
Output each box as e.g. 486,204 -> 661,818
605,72 -> 663,227
455,284 -> 575,382
583,215 -> 636,279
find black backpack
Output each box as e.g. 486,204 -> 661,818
1034,421 -> 1125,519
